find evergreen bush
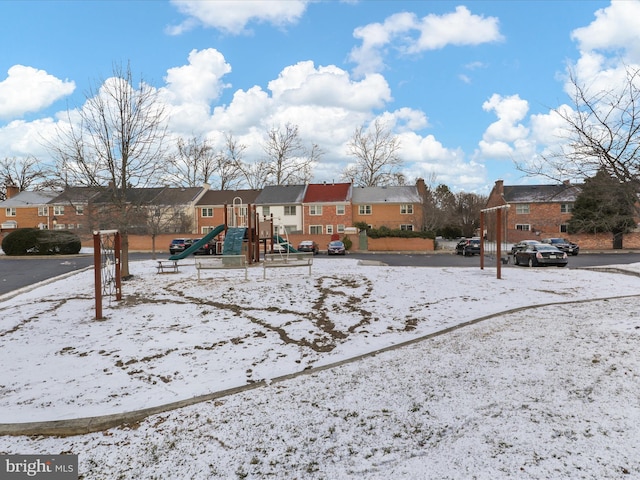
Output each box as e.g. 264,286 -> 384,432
1,228 -> 82,255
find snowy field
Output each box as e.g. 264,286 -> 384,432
1,257 -> 640,478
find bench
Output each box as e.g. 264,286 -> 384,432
263,252 -> 314,279
157,260 -> 180,274
195,255 -> 248,280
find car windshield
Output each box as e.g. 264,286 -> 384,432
329,241 -> 343,247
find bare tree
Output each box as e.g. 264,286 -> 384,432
261,123 -> 318,185
0,156 -> 57,199
523,66 -> 640,191
169,136 -> 216,187
217,133 -> 246,190
47,62 -> 168,277
342,119 -> 404,187
236,159 -> 271,189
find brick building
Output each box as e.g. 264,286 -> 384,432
486,179 -> 581,243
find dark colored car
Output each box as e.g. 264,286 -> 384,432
193,238 -> 214,255
514,244 -> 568,267
327,240 -> 346,255
510,240 -> 542,255
541,237 -> 580,256
297,240 -> 319,254
169,238 -> 193,255
455,238 -> 481,256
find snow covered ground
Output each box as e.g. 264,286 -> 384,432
1,256 -> 640,478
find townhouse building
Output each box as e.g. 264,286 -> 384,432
0,187 -> 58,231
351,182 -> 424,231
301,183 -> 352,236
486,179 -> 581,243
254,185 -> 307,234
194,189 -> 261,235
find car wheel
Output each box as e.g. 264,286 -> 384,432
558,264 -> 567,267
527,257 -> 534,267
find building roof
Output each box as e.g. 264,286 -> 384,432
196,189 -> 261,206
351,185 -> 421,204
154,187 -> 205,205
254,185 -> 307,205
0,190 -> 58,207
503,184 -> 581,203
49,187 -> 102,204
90,187 -> 166,204
303,183 -> 352,203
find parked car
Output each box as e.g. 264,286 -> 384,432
192,238 -> 214,255
169,238 -> 193,255
327,240 -> 346,255
510,240 -> 542,255
514,243 -> 568,267
455,238 -> 481,256
272,242 -> 291,253
297,240 -> 319,254
541,237 -> 580,255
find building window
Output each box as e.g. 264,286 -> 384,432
400,224 -> 414,231
53,223 -> 66,230
5,207 -> 16,217
53,206 -> 65,216
336,205 -> 345,215
560,203 -> 573,213
284,205 -> 296,216
400,204 -> 413,214
67,224 -> 75,229
326,225 -> 334,234
515,224 -> 531,231
201,208 -> 213,217
560,224 -> 568,233
262,206 -> 270,217
76,224 -> 83,230
38,206 -> 48,216
202,226 -> 214,234
310,205 -> 322,215
75,205 -> 84,215
337,224 -> 345,233
310,225 -> 323,234
515,204 -> 530,214
359,205 -> 372,215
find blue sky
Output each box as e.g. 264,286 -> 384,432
1,0 -> 638,193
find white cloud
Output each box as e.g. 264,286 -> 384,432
267,61 -> 392,111
162,49 -> 231,105
0,66 -> 75,120
479,94 -> 530,158
350,6 -> 503,76
571,0 -> 640,62
168,0 -> 310,35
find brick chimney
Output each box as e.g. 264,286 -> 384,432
5,184 -> 19,199
415,178 -> 427,198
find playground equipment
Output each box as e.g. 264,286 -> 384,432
93,230 -> 122,319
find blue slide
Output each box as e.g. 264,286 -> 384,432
168,224 -> 225,260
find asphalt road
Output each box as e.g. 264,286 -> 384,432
1,251 -> 639,297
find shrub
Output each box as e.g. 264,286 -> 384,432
365,226 -> 435,240
342,235 -> 353,251
1,228 -> 82,256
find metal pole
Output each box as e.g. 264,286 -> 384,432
496,208 -> 502,280
93,231 -> 102,320
480,211 -> 485,270
114,231 -> 122,301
